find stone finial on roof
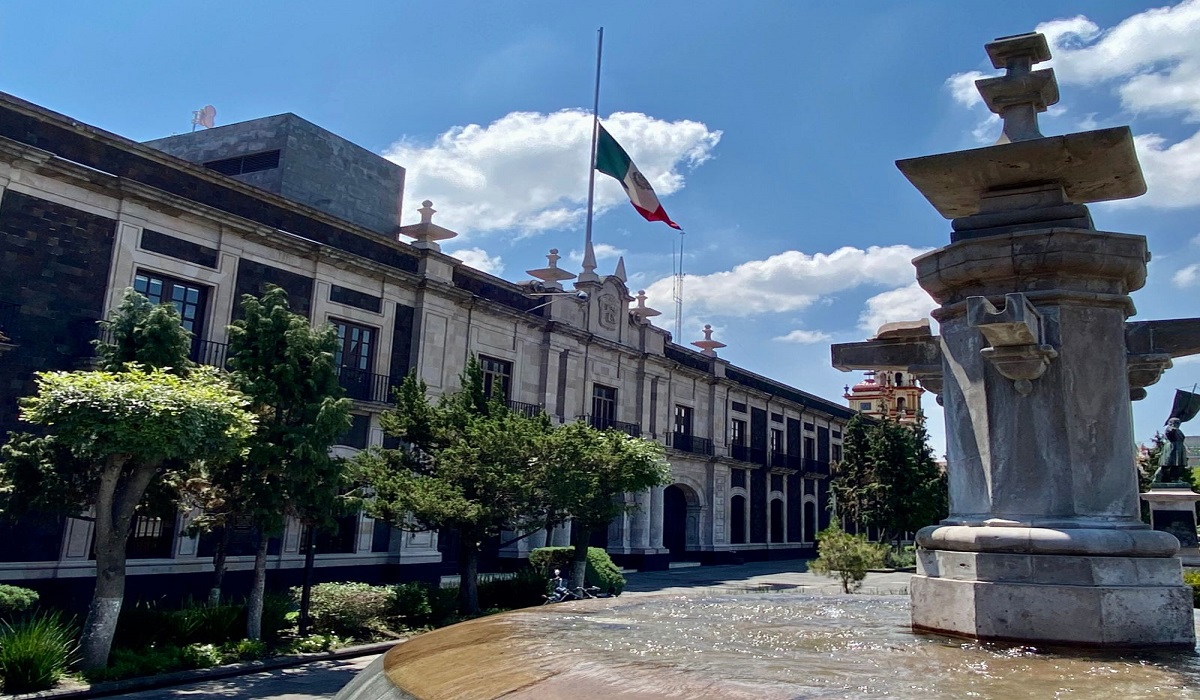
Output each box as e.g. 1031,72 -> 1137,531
525,248 -> 578,292
578,240 -> 600,284
976,33 -> 1059,144
613,256 -> 628,283
398,199 -> 458,251
691,324 -> 727,357
630,290 -> 661,321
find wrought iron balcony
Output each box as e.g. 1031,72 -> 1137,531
669,432 -> 714,456
802,458 -> 832,478
729,444 -> 768,466
0,301 -> 17,342
582,414 -> 642,438
772,451 -> 801,470
337,366 -> 400,404
506,399 -> 545,419
191,339 -> 228,368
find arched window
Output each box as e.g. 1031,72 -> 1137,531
730,495 -> 746,544
897,397 -> 906,413
770,499 -> 784,543
895,372 -> 904,386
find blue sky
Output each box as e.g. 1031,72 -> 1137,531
3,1 -> 1199,455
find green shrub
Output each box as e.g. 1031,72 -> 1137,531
180,642 -> 223,669
808,526 -> 888,594
0,585 -> 39,621
286,633 -> 347,653
295,582 -> 391,639
223,638 -> 268,662
261,593 -> 295,642
478,567 -> 548,611
388,583 -> 432,625
172,599 -> 244,645
530,546 -> 625,595
426,585 -> 461,625
1184,569 -> 1200,608
0,611 -> 76,694
885,545 -> 916,570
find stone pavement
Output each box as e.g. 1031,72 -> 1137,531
118,559 -> 909,700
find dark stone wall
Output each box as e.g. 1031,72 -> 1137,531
0,190 -> 117,440
232,258 -> 314,320
750,469 -> 767,543
329,284 -> 381,313
787,472 -> 802,542
140,229 -> 218,269
390,303 -> 416,379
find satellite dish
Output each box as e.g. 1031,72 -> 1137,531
191,105 -> 217,130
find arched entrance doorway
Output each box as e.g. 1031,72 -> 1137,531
663,484 -> 701,560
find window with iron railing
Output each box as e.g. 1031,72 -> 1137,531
334,320 -> 385,401
479,355 -> 513,401
592,384 -> 617,427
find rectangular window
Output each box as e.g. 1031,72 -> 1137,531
731,419 -> 746,446
337,414 -> 371,449
674,405 -> 693,436
479,356 -> 513,401
204,149 -> 281,176
134,271 -> 208,336
859,402 -> 872,411
770,412 -> 784,424
592,384 -> 617,428
731,401 -> 747,413
333,320 -> 376,372
771,473 -> 784,492
804,436 -> 816,459
771,428 -> 784,454
731,468 -> 747,489
831,444 -> 843,463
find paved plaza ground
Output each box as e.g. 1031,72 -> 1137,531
119,560 -> 910,700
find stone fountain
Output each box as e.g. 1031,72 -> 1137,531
833,32 -> 1200,647
333,32 -> 1200,700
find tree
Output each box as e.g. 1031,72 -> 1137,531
212,287 -> 351,639
353,359 -> 551,615
808,525 -> 888,593
830,415 -> 946,546
542,421 -> 669,589
0,366 -> 254,669
95,288 -> 194,375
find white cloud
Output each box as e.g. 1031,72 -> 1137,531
1173,263 -> 1200,287
774,329 -> 833,344
567,243 -> 626,264
643,244 -> 929,318
449,247 -> 505,276
385,110 -> 721,238
1130,131 -> 1200,208
945,70 -> 988,108
858,282 -> 938,334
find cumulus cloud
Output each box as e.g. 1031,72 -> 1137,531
945,70 -> 988,108
1173,263 -> 1200,287
567,243 -> 626,264
449,247 -> 505,276
858,282 -> 938,334
774,329 -> 833,344
643,245 -> 929,318
384,110 -> 721,238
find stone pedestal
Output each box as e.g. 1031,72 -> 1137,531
1142,487 -> 1200,565
831,32 -> 1200,650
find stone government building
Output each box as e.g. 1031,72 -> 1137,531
0,91 -> 854,603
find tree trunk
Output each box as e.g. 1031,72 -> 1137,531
208,524 -> 233,605
79,457 -> 156,671
458,537 -> 479,616
298,525 -> 316,636
569,526 -> 591,590
245,534 -> 269,640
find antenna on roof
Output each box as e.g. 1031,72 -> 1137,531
191,105 -> 216,132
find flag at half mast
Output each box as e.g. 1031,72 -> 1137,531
595,124 -> 682,230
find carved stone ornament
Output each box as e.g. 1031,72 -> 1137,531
967,292 -> 1057,396
598,293 -> 619,331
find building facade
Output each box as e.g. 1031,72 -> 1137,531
844,370 -> 925,425
0,93 -> 854,603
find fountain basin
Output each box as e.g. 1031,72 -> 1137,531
334,592 -> 1200,699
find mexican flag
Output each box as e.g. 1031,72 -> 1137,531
595,124 -> 682,230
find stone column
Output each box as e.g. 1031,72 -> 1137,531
629,490 -> 650,551
649,486 -> 665,551
550,521 -> 572,547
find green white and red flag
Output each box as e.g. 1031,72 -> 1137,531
595,124 -> 682,230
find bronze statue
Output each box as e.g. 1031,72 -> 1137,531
1156,390 -> 1200,485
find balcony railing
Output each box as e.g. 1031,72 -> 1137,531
337,366 -> 400,404
730,443 -> 768,466
772,451 -> 802,470
669,432 -> 714,456
505,399 -> 544,418
582,414 -> 642,438
0,301 -> 17,342
802,458 -> 832,478
192,339 -> 228,368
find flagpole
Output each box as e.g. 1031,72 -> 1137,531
583,27 -> 603,258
